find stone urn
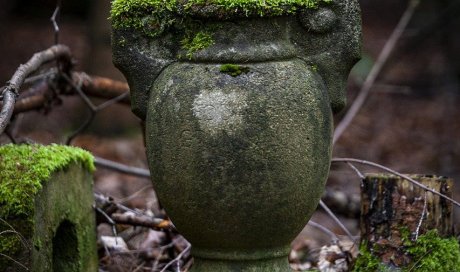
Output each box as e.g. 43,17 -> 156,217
111,0 -> 361,271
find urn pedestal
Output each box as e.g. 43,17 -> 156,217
112,0 -> 361,270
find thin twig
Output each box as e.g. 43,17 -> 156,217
407,249 -> 433,272
95,92 -> 130,111
63,73 -> 97,111
94,156 -> 151,178
346,162 -> 365,179
94,192 -> 144,216
95,206 -> 118,237
414,192 -> 427,240
0,45 -> 72,134
308,220 -> 339,242
51,0 -> 62,45
111,213 -> 172,231
333,0 -> 421,145
0,253 -> 29,271
333,157 -> 460,208
0,218 -> 31,250
66,110 -> 95,144
160,243 -> 191,272
118,185 -> 153,204
319,200 -> 355,243
63,73 -> 96,144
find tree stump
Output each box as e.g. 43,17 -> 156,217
355,174 -> 459,270
0,144 -> 98,272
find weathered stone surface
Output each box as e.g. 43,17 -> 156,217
292,0 -> 362,113
0,145 -> 97,272
112,0 -> 362,115
112,1 -> 361,270
146,60 -> 332,262
192,256 -> 291,272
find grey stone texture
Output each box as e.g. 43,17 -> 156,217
112,1 -> 361,270
31,164 -> 98,272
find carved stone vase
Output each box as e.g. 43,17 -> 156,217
112,0 -> 360,270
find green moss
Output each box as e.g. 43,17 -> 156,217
110,0 -> 331,37
406,230 -> 460,271
0,144 -> 94,263
0,233 -> 22,256
353,231 -> 460,272
118,36 -> 127,47
0,144 -> 94,219
352,242 -> 391,272
111,0 -> 178,37
310,64 -> 319,72
220,64 -> 250,77
0,144 -> 95,269
181,31 -> 215,59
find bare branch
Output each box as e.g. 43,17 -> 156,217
0,253 -> 29,271
160,243 -> 191,272
332,157 -> 460,208
333,0 -> 421,145
0,45 -> 72,134
308,220 -> 339,242
319,200 -> 356,243
0,74 -> 130,115
66,110 -> 95,144
94,156 -> 151,178
74,73 -> 130,103
414,192 -> 427,240
51,0 -> 62,45
0,90 -> 16,134
346,162 -> 365,179
322,189 -> 360,219
111,213 -> 172,231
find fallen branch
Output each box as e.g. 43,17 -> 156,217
332,157 -> 460,208
111,213 -> 172,231
0,91 -> 16,134
94,192 -> 171,232
0,73 -> 130,115
94,156 -> 150,178
73,73 -> 130,103
0,44 -> 72,134
160,242 -> 191,272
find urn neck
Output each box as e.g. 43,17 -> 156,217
178,17 -> 298,63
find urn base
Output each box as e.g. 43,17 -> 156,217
191,256 -> 292,272
190,246 -> 292,271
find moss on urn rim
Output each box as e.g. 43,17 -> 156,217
111,0 -> 332,37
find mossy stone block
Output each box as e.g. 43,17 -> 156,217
0,144 -> 97,272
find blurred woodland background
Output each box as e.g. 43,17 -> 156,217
0,0 -> 459,270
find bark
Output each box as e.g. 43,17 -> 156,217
360,174 -> 453,266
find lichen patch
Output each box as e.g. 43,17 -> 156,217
192,89 -> 248,136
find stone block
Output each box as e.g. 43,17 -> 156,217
0,144 -> 97,272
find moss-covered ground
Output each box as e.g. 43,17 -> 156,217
352,230 -> 460,272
